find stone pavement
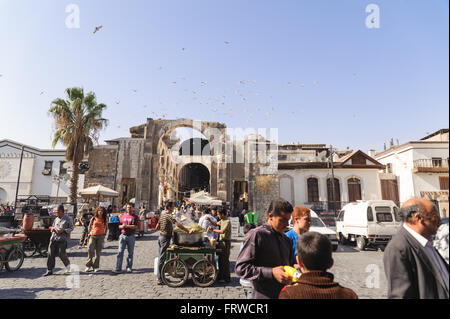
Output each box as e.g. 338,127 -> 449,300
0,227 -> 387,299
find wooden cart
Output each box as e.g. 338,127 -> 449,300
22,229 -> 52,257
161,245 -> 219,288
0,235 -> 26,272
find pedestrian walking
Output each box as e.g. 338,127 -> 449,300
156,201 -> 192,285
235,198 -> 295,299
208,208 -> 232,283
107,206 -> 120,241
79,208 -> 93,248
383,198 -> 449,299
113,203 -> 139,274
199,208 -> 218,247
285,206 -> 312,258
43,205 -> 74,276
85,206 -> 108,272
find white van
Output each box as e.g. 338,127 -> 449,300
288,210 -> 339,251
336,200 -> 401,250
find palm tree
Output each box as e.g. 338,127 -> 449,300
49,87 -> 108,209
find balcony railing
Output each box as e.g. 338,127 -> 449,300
413,159 -> 449,173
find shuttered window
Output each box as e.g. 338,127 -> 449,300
348,178 -> 362,202
307,178 -> 319,203
440,176 -> 449,190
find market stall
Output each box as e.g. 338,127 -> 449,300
160,224 -> 219,288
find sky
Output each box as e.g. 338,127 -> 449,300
0,0 -> 448,153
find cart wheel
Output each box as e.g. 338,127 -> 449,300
161,258 -> 189,288
192,259 -> 217,287
0,253 -> 4,272
5,247 -> 24,272
22,239 -> 37,258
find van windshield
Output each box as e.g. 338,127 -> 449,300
311,217 -> 325,227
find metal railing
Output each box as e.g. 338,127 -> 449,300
413,159 -> 449,168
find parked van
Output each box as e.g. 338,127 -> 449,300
288,210 -> 339,251
336,200 -> 401,251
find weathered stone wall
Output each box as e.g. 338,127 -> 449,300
84,146 -> 117,189
85,118 -> 283,213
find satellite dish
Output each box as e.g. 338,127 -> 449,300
62,162 -> 71,169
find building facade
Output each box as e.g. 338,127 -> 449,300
375,129 -> 449,217
0,139 -> 85,205
278,146 -> 385,214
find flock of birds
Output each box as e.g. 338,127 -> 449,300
0,24 -> 360,131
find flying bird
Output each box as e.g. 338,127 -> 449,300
224,41 -> 230,45
93,26 -> 103,34
40,91 -> 45,95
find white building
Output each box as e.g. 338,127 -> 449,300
278,144 -> 385,213
375,129 -> 449,218
0,139 -> 85,205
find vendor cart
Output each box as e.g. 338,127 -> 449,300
0,235 -> 26,272
22,229 -> 52,257
162,245 -> 218,288
161,231 -> 220,288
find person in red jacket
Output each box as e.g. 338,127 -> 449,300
279,231 -> 358,299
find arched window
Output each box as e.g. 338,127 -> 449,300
348,178 -> 362,202
307,178 -> 319,203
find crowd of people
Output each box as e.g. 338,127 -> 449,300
38,196 -> 448,299
0,203 -> 13,216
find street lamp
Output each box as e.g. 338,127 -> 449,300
52,174 -> 69,204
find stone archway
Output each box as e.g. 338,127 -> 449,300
134,118 -> 228,210
178,163 -> 211,199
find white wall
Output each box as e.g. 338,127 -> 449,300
376,142 -> 449,204
278,168 -> 382,206
0,142 -> 85,204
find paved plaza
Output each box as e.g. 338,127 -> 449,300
0,227 -> 388,299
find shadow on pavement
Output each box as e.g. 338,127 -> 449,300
0,267 -> 46,280
67,251 -> 117,258
135,235 -> 159,242
0,287 -> 70,299
333,245 -> 360,253
334,244 -> 386,253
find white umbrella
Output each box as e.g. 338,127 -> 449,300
79,185 -> 119,197
78,185 -> 119,208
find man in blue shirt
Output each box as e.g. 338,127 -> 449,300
285,206 -> 312,258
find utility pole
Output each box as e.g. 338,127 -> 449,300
329,145 -> 336,217
14,146 -> 25,213
112,141 -> 120,208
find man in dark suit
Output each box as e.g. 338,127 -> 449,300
384,198 -> 449,299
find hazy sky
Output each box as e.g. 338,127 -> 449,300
0,0 -> 448,153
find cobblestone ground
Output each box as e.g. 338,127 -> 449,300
0,227 -> 387,299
